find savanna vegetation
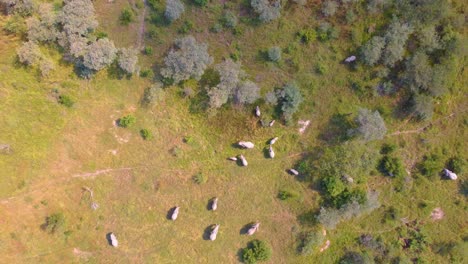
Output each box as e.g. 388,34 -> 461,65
0,0 -> 466,263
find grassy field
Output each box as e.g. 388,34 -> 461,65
0,0 -> 467,263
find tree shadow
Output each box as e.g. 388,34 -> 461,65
202,225 -> 215,240
263,147 -> 270,159
166,207 -> 177,220
318,113 -> 354,145
237,247 -> 245,263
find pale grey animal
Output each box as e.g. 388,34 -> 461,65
443,169 -> 458,180
255,106 -> 261,117
210,224 -> 220,241
171,206 -> 180,220
345,55 -> 356,63
239,155 -> 248,166
268,145 -> 275,158
238,141 -> 255,149
269,120 -> 275,127
269,137 -> 279,145
211,198 -> 218,211
109,233 -> 118,247
247,222 -> 260,235
228,157 -> 238,161
288,169 -> 299,176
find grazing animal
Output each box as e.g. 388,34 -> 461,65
171,207 -> 180,220
109,233 -> 118,247
228,157 -> 238,161
443,169 -> 458,180
298,120 -> 310,134
210,224 -> 220,241
238,141 -> 255,149
211,198 -> 218,211
288,169 -> 299,176
268,145 -> 275,158
247,222 -> 260,235
239,155 -> 248,166
255,106 -> 261,117
269,137 -> 279,145
344,55 -> 356,63
269,120 -> 275,127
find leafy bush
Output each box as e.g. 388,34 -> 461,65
4,14 -> 27,35
140,128 -> 153,140
382,18 -> 413,67
192,172 -> 207,184
140,69 -> 153,78
403,51 -> 433,93
120,8 -> 134,25
165,0 -> 185,22
26,4 -> 59,43
275,82 -> 303,122
222,11 -> 238,28
39,59 -> 54,77
278,190 -> 295,200
322,176 -> 346,198
297,29 -> 316,44
251,0 -> 281,23
298,231 -> 325,255
339,251 -> 372,264
241,240 -> 272,264
141,83 -> 165,105
267,46 -> 281,62
354,108 -> 387,141
419,153 -> 443,178
380,143 -> 396,154
321,0 -> 338,17
144,46 -> 153,55
161,36 -> 213,84
447,157 -> 465,174
119,115 -> 136,128
118,48 -> 138,74
410,93 -> 433,121
44,212 -> 65,233
58,95 -> 74,107
315,62 -> 327,74
360,36 -> 385,66
83,38 -> 117,71
178,20 -> 193,34
17,40 -> 42,65
193,0 -> 207,7
378,156 -> 405,177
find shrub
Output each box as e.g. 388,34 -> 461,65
251,0 -> 281,23
144,46 -> 153,55
58,95 -> 74,107
17,40 -> 42,66
44,212 -> 65,233
321,0 -> 338,17
4,14 -> 27,35
193,0 -> 207,7
322,176 -> 346,198
119,115 -> 136,128
317,22 -> 332,41
39,59 -> 54,77
299,231 -> 325,255
178,20 -> 193,34
161,36 -> 213,84
211,23 -> 222,33
360,36 -> 385,66
118,48 -> 138,74
234,80 -> 260,105
192,172 -> 207,184
380,143 -> 396,154
165,0 -> 185,22
82,38 -> 117,71
241,240 -> 272,264
140,128 -> 153,140
354,108 -> 387,141
95,31 -> 108,39
120,8 -> 134,25
58,0 -> 98,41
267,46 -> 281,62
222,11 -> 238,28
447,157 -> 465,174
276,82 -> 303,121
403,51 -> 433,93
419,153 -> 443,178
340,251 -> 372,264
411,93 -> 433,121
278,190 -> 295,200
315,62 -> 327,74
382,19 -> 413,67
26,4 -> 59,43
378,156 -> 405,177
141,83 -> 165,105
140,69 -> 153,78
297,28 -> 316,44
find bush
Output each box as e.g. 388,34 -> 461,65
141,83 -> 165,105
39,59 -> 54,77
378,156 -> 405,177
222,11 -> 238,28
315,62 -> 327,74
278,190 -> 295,200
82,38 -> 117,71
447,157 -> 465,174
17,40 -> 42,66
276,82 -> 303,122
140,69 -> 153,78
299,231 -> 325,255
193,0 -> 207,6
119,115 -> 136,128
411,93 -> 433,121
321,0 -> 338,17
178,20 -> 193,34
297,29 -> 316,44
267,46 -> 281,62
120,8 -> 134,25
380,143 -> 396,154
118,48 -> 138,74
419,153 -> 443,178
3,14 -> 27,35
192,172 -> 207,184
354,108 -> 387,141
44,212 -> 65,233
241,240 -> 272,264
144,46 -> 153,55
360,36 -> 385,66
251,0 -> 281,23
140,128 -> 153,140
382,18 -> 413,67
58,95 -> 74,107
165,0 -> 185,22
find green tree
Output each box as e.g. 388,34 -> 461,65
354,108 -> 387,141
276,82 -> 303,121
360,36 -> 385,66
120,8 -> 134,25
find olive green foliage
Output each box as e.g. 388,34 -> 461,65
378,156 -> 405,177
278,190 -> 295,200
298,231 -> 325,255
241,239 -> 272,264
297,28 -> 316,44
193,0 -> 207,7
339,251 -> 373,264
251,0 -> 281,23
447,157 -> 465,174
144,46 -> 153,55
119,8 -> 134,25
360,36 -> 385,66
275,82 -> 303,122
44,212 -> 65,233
267,46 -> 281,62
161,36 -> 213,84
354,108 -> 387,141
419,153 -> 443,178
58,95 -> 75,108
3,14 -> 27,35
411,93 -> 434,121
119,115 -> 136,128
140,129 -> 153,140
381,19 -> 413,67
222,11 -> 238,28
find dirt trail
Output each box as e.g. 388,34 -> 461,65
135,0 -> 148,49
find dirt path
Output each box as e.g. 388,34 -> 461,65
135,0 -> 148,49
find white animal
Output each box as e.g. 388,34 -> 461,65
268,145 -> 275,158
298,120 -> 311,134
255,106 -> 261,117
443,169 -> 458,180
109,233 -> 118,247
238,141 -> 255,149
344,55 -> 356,63
211,198 -> 218,211
288,169 -> 299,176
210,224 -> 220,241
247,222 -> 260,235
269,137 -> 279,145
239,155 -> 248,166
228,157 -> 238,161
269,120 -> 275,127
171,207 -> 180,220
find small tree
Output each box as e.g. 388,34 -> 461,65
161,36 -> 213,84
119,115 -> 136,128
26,4 -> 59,43
83,38 -> 117,71
141,83 -> 165,106
165,0 -> 185,22
241,240 -> 272,264
382,18 -> 413,67
403,51 -> 433,93
360,36 -> 385,66
251,0 -> 281,23
276,82 -> 303,122
321,0 -> 338,17
267,46 -> 281,62
222,11 -> 238,28
411,93 -> 433,121
44,212 -> 65,233
17,40 -> 42,65
118,48 -> 138,74
354,108 -> 387,141
39,59 -> 54,77
234,80 -> 260,105
120,8 -> 134,25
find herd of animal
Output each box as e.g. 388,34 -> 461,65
108,106 -> 299,248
